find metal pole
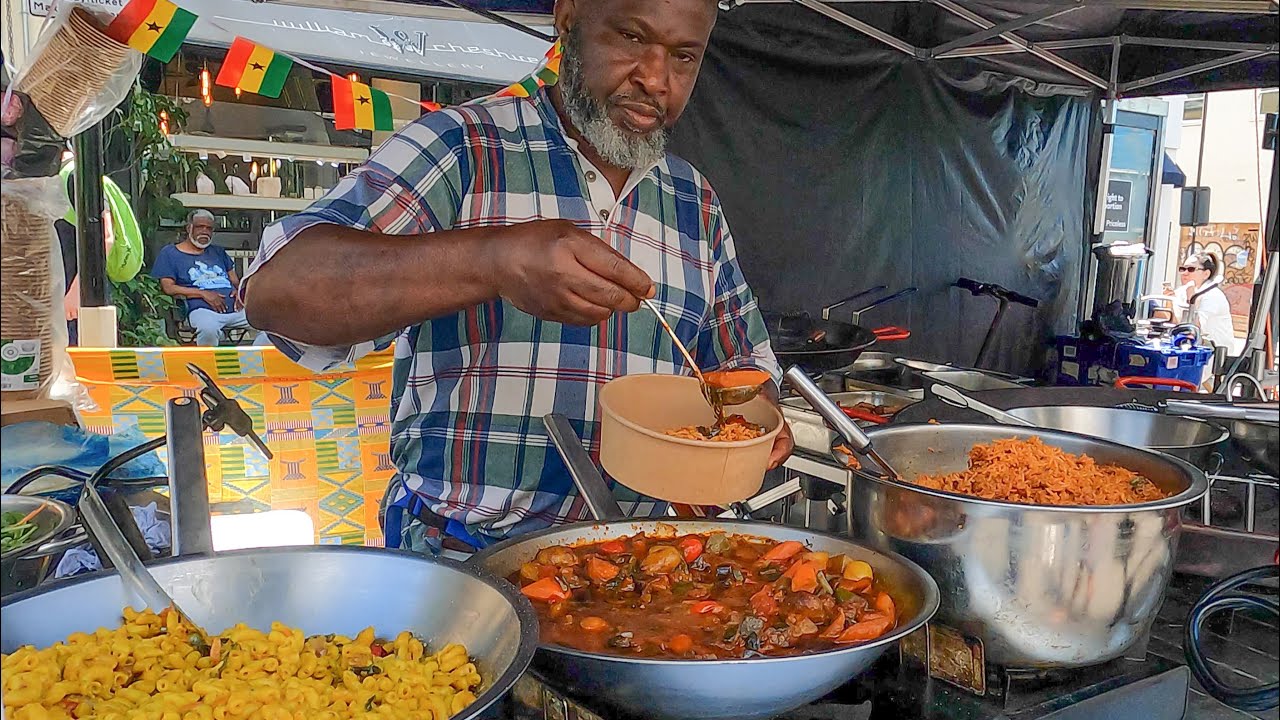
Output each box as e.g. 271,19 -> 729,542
930,0 -> 1109,89
73,121 -> 109,307
166,397 -> 214,557
931,3 -> 1084,58
790,0 -> 921,56
1120,50 -> 1275,94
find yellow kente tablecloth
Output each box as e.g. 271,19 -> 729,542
68,346 -> 395,546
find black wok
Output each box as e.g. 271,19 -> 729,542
763,312 -> 878,373
469,416 -> 940,720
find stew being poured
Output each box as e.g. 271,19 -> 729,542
510,531 -> 899,659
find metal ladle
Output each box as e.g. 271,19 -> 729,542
78,482 -> 208,637
641,298 -> 766,412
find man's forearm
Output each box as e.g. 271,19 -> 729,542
244,224 -> 502,347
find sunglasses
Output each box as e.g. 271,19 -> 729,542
1178,266 -> 1203,272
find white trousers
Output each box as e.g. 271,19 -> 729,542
186,308 -> 270,347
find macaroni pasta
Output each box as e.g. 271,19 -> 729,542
1,608 -> 482,720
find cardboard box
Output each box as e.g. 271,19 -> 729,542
0,397 -> 77,427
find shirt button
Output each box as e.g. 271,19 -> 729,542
599,209 -> 610,220
585,170 -> 597,182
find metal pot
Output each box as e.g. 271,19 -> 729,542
1,546 -> 539,720
473,519 -> 939,720
782,390 -> 917,455
848,423 -> 1208,669
1002,405 -> 1230,470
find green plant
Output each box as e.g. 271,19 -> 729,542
107,83 -> 202,347
113,274 -> 177,347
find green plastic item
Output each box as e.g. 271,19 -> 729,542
59,163 -> 144,282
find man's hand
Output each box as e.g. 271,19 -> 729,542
488,220 -> 654,325
767,419 -> 794,470
202,290 -> 228,313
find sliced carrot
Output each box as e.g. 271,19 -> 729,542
834,616 -> 895,644
837,577 -> 872,594
585,556 -> 621,583
678,537 -> 704,563
599,540 -> 627,555
818,609 -> 846,640
874,592 -> 896,619
521,577 -> 570,603
761,540 -> 805,563
668,634 -> 694,654
209,637 -> 222,664
690,600 -> 725,614
790,562 -> 819,593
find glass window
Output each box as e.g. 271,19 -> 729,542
1184,94 -> 1205,122
1261,89 -> 1278,116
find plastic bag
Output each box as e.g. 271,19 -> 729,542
0,421 -> 168,492
0,64 -> 64,180
1,175 -> 70,400
9,3 -> 142,139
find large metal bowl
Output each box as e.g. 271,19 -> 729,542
849,423 -> 1208,669
1004,405 -> 1229,469
2,546 -> 538,720
474,518 -> 939,720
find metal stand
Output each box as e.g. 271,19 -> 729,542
166,397 -> 214,556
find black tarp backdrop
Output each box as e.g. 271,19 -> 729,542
670,5 -> 1099,375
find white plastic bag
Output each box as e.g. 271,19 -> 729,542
10,3 -> 143,139
1,175 -> 71,400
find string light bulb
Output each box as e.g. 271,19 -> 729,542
347,72 -> 359,83
158,110 -> 170,135
234,87 -> 242,98
200,67 -> 212,107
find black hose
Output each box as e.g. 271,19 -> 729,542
5,435 -> 169,497
1184,565 -> 1279,712
6,465 -> 167,496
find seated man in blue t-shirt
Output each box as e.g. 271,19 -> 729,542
152,210 -> 264,346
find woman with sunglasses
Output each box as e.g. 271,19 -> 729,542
1164,252 -> 1234,350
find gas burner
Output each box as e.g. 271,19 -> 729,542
499,650 -> 1190,720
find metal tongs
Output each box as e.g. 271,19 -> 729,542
783,366 -> 904,481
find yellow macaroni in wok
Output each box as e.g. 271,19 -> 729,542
1,607 -> 482,720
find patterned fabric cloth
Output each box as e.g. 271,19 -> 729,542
244,88 -> 779,546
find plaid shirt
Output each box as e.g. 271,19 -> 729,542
246,88 -> 779,545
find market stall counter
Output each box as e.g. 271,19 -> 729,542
67,345 -> 396,546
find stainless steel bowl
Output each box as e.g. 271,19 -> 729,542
2,495 -> 77,595
849,423 -> 1208,669
1004,405 -> 1229,469
2,546 -> 538,720
474,519 -> 939,720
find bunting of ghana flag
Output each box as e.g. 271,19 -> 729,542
331,76 -> 394,131
495,38 -> 563,98
216,37 -> 294,98
105,0 -> 197,63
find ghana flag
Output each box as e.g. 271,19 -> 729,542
332,76 -> 394,131
216,38 -> 293,98
105,0 -> 197,63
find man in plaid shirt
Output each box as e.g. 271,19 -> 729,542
244,0 -> 793,553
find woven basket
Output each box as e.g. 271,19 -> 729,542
1,191 -> 57,399
15,8 -> 133,138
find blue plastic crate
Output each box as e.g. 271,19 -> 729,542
1111,340 -> 1214,387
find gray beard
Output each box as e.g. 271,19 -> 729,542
559,31 -> 667,170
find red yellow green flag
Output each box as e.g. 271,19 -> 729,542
106,0 -> 197,63
216,37 -> 294,98
332,76 -> 394,131
495,39 -> 563,98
